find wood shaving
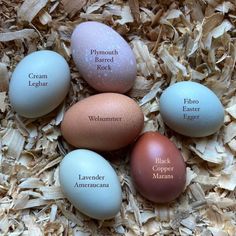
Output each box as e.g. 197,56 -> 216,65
1,0 -> 236,235
0,29 -> 38,42
17,0 -> 49,23
62,0 -> 87,17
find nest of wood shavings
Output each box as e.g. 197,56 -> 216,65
0,0 -> 236,235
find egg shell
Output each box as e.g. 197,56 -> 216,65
9,50 -> 70,118
61,93 -> 144,151
71,21 -> 137,93
59,149 -> 122,220
159,81 -> 224,137
130,132 -> 186,203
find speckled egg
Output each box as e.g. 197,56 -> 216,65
61,93 -> 144,151
159,81 -> 224,137
71,21 -> 137,93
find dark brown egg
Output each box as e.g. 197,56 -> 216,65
130,132 -> 186,203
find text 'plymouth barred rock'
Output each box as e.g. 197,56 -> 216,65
71,21 -> 137,93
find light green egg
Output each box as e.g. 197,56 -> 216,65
159,81 -> 224,137
59,149 -> 122,220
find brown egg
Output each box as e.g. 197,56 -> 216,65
130,132 -> 186,203
61,93 -> 144,151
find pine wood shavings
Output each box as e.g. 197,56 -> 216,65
139,81 -> 163,106
1,0 -> 236,234
49,204 -> 57,222
116,5 -> 134,25
155,205 -> 174,221
226,104 -> 236,119
218,164 -> 236,191
14,197 -> 52,210
224,121 -> 236,144
40,186 -> 64,200
206,193 -> 236,208
17,0 -> 49,23
215,2 -> 235,14
22,215 -> 43,236
86,0 -> 111,14
190,136 -> 226,164
18,178 -> 44,189
132,39 -> 161,78
1,128 -> 25,160
44,221 -> 64,235
180,215 -> 196,231
0,63 -> 9,92
142,220 -> 160,236
228,138 -> 236,152
0,29 -> 38,42
189,183 -> 206,201
56,201 -> 84,227
62,0 -> 87,17
185,167 -> 197,189
128,0 -> 140,23
38,10 -> 52,25
0,92 -> 7,112
158,46 -> 188,77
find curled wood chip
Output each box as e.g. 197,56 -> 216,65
218,164 -> 236,191
38,10 -> 52,25
224,121 -> 236,144
62,0 -> 87,17
57,201 -> 84,227
86,0 -> 111,14
139,81 -> 163,106
228,139 -> 236,152
215,2 -> 235,14
116,5 -> 134,25
132,39 -> 160,78
180,215 -> 196,231
49,204 -> 58,222
1,128 -> 25,160
40,186 -> 64,200
226,104 -> 236,119
17,0 -> 49,23
158,46 -> 188,77
190,136 -> 226,164
0,29 -> 37,42
0,92 -> 7,112
206,192 -> 236,208
0,63 -> 9,92
22,215 -> 43,236
19,178 -> 44,189
128,0 -> 140,23
185,167 -> 197,189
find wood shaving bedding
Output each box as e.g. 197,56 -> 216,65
0,0 -> 236,235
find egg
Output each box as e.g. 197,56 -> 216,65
9,50 -> 70,118
59,149 -> 122,220
71,21 -> 137,93
61,93 -> 144,151
130,132 -> 186,203
159,81 -> 224,137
